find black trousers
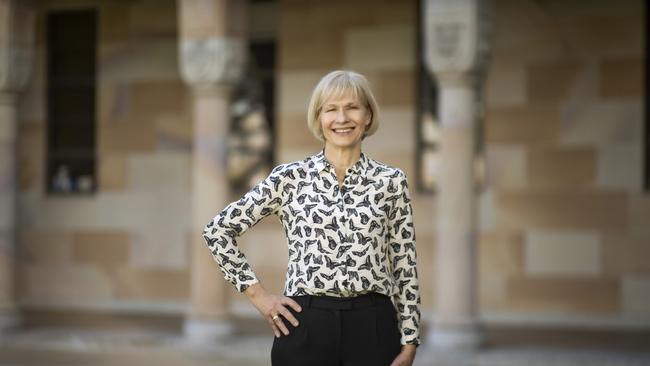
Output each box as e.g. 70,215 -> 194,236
271,292 -> 402,366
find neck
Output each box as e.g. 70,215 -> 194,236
323,144 -> 362,172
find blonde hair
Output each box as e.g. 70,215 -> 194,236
307,70 -> 380,142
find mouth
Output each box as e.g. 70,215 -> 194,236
332,127 -> 355,135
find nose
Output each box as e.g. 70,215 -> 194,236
335,108 -> 347,122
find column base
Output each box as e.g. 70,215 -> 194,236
183,318 -> 234,345
427,324 -> 483,351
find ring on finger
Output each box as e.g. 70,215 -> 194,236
272,314 -> 279,321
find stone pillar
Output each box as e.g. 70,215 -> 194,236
178,0 -> 247,345
424,0 -> 489,351
0,0 -> 34,332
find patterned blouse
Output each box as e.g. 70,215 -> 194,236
203,150 -> 421,346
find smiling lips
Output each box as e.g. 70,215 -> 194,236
333,127 -> 354,134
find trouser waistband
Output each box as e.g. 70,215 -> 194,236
290,292 -> 388,310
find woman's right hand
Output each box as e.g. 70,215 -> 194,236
244,282 -> 302,337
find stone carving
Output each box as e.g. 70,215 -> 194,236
434,23 -> 462,59
179,37 -> 246,88
424,0 -> 489,75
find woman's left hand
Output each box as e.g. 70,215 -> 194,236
390,345 -> 416,366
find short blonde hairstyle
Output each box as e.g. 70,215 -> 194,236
307,70 -> 380,142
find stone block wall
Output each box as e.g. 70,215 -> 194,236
480,0 -> 649,327
17,0 -> 192,315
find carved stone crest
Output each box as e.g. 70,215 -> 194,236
434,23 -> 462,60
179,37 -> 246,88
424,0 -> 489,76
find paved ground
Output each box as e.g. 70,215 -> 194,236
0,329 -> 269,366
1,329 -> 650,366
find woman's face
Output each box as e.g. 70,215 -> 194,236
320,93 -> 370,150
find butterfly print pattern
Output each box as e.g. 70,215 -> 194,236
203,150 -> 421,346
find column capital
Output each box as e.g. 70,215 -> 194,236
0,0 -> 35,93
177,0 -> 247,89
179,37 -> 246,89
424,0 -> 490,80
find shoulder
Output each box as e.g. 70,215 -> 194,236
268,157 -> 312,179
365,155 -> 408,180
364,155 -> 411,195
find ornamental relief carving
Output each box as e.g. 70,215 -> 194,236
434,23 -> 462,59
179,37 -> 245,87
424,0 -> 489,76
426,16 -> 477,73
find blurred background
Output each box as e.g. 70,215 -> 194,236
0,0 -> 648,365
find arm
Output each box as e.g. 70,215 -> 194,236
387,171 -> 421,347
202,166 -> 285,293
203,165 -> 303,337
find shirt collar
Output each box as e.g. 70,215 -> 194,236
311,149 -> 369,176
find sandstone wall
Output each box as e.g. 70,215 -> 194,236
18,0 -> 191,315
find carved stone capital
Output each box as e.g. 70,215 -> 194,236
179,37 -> 246,90
0,0 -> 35,93
424,0 -> 490,81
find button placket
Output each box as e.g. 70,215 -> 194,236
340,169 -> 358,293
331,172 -> 349,291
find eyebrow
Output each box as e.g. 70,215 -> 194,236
323,102 -> 358,108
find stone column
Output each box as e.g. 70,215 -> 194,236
0,0 -> 34,332
178,0 -> 247,345
424,0 -> 489,351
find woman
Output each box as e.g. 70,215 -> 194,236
203,70 -> 420,366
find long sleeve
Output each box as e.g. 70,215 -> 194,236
202,165 -> 286,292
387,171 -> 421,346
